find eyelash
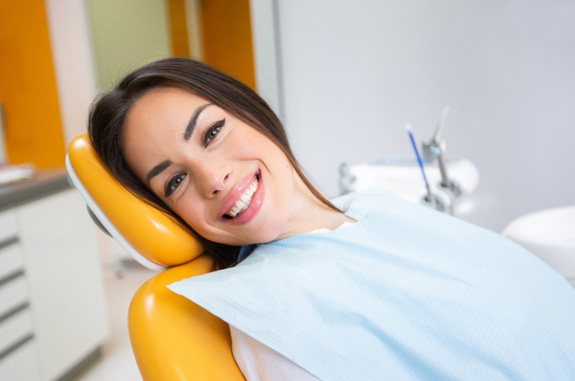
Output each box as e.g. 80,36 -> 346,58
202,118 -> 225,147
165,173 -> 186,197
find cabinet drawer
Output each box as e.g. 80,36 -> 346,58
0,242 -> 24,281
0,338 -> 40,381
0,276 -> 28,317
0,307 -> 33,356
0,211 -> 17,242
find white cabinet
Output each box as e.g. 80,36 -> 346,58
0,209 -> 40,381
0,188 -> 108,381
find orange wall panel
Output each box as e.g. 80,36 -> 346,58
200,0 -> 256,89
167,0 -> 191,57
0,0 -> 65,168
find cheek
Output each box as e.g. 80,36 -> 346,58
172,202 -> 206,233
230,138 -> 260,158
232,128 -> 282,159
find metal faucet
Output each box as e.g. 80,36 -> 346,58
422,106 -> 461,199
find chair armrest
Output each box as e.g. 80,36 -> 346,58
129,256 -> 245,380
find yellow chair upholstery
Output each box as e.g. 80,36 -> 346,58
66,135 -> 245,380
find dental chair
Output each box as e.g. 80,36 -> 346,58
66,135 -> 245,380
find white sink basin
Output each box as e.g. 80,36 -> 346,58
503,206 -> 575,286
342,157 -> 479,215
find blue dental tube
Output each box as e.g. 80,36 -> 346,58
405,124 -> 433,201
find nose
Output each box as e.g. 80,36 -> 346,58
194,159 -> 231,198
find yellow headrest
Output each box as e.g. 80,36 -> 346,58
66,134 -> 203,270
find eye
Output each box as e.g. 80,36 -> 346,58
164,173 -> 187,197
202,118 -> 226,146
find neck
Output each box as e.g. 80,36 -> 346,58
279,175 -> 353,240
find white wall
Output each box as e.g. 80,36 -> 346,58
250,0 -> 283,116
45,0 -> 98,145
275,0 -> 575,231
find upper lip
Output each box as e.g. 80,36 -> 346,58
218,169 -> 260,218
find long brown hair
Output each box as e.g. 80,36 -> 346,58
89,58 -> 338,270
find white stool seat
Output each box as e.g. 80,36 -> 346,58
503,206 -> 575,286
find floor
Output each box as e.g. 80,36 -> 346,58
75,253 -> 154,381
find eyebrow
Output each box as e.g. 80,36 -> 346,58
146,160 -> 172,184
183,103 -> 212,141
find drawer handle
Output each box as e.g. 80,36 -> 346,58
0,333 -> 34,362
0,236 -> 19,251
0,301 -> 28,325
0,269 -> 25,289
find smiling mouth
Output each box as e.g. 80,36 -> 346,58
223,173 -> 260,219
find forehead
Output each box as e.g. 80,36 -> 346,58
123,86 -> 213,147
122,87 -> 207,175
127,86 -> 205,125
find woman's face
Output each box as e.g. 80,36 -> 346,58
122,86 -> 302,246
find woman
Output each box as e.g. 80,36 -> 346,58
89,57 -> 348,270
89,58 -> 575,380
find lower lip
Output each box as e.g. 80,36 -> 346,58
225,173 -> 265,225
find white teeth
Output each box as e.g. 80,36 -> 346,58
228,178 -> 258,218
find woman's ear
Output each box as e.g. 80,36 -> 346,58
66,134 -> 203,270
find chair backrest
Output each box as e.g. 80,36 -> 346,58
66,134 -> 201,270
66,134 -> 245,380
